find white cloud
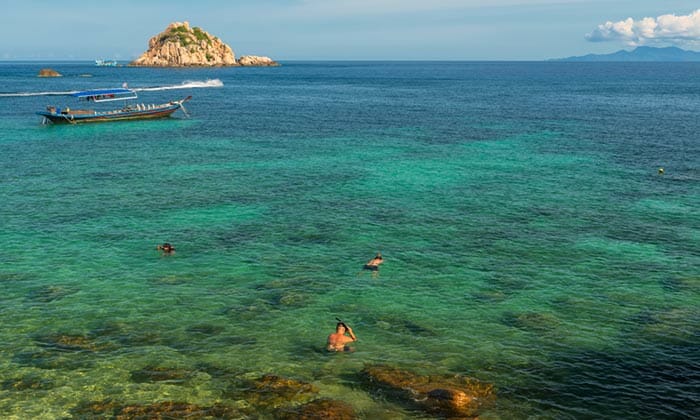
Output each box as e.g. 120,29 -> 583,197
586,9 -> 700,47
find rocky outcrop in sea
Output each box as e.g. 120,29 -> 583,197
238,55 -> 279,67
131,21 -> 235,66
130,21 -> 277,67
37,68 -> 62,77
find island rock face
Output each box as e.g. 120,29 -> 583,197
238,55 -> 279,67
130,21 -> 236,67
38,68 -> 62,77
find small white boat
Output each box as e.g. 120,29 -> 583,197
95,59 -> 118,67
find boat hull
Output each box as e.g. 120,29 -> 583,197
37,104 -> 181,125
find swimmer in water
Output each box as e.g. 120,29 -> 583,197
327,321 -> 356,352
363,252 -> 383,271
156,243 -> 175,253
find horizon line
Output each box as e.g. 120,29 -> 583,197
3,59 -> 700,64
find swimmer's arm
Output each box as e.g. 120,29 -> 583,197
347,327 -> 356,341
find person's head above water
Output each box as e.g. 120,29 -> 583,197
157,243 -> 175,252
328,319 -> 356,352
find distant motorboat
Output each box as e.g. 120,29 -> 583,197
95,59 -> 118,67
37,88 -> 191,125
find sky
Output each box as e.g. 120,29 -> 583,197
1,0 -> 699,60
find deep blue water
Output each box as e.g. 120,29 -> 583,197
0,61 -> 698,418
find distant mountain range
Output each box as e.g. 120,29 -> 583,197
553,46 -> 700,62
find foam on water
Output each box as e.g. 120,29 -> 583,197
0,79 -> 223,97
0,90 -> 78,97
133,78 -> 224,91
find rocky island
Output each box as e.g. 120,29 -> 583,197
130,22 -> 278,67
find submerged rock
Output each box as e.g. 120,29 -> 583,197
27,285 -> 77,303
34,333 -> 111,352
18,332 -> 112,370
130,365 -> 194,384
222,302 -> 273,320
662,275 -> 700,292
193,362 -> 242,380
71,400 -> 240,419
361,364 -> 495,418
278,398 -> 357,419
638,308 -> 700,344
242,374 -> 319,409
374,315 -> 437,337
71,400 -> 120,417
87,320 -> 166,347
275,291 -> 312,307
217,335 -> 257,346
502,311 -> 560,332
116,402 -> 239,419
186,324 -> 225,336
12,349 -> 95,370
0,272 -> 37,282
469,288 -> 508,303
2,374 -> 54,391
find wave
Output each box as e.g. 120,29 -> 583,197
0,79 -> 224,97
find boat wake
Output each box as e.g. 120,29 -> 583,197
0,90 -> 78,97
133,79 -> 224,92
0,79 -> 224,97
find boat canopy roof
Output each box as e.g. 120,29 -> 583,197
72,88 -> 137,102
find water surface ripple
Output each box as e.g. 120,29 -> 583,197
0,61 -> 698,418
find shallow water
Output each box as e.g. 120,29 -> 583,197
0,61 -> 698,418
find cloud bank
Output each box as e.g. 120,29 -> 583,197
586,9 -> 700,47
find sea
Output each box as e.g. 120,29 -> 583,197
0,61 -> 698,419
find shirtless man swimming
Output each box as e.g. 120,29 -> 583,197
327,322 -> 357,352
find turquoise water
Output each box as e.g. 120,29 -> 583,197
0,61 -> 698,418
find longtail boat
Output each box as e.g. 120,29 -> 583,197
37,88 -> 191,125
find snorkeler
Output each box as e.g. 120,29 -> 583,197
363,252 -> 383,271
156,243 -> 175,253
327,319 -> 357,352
